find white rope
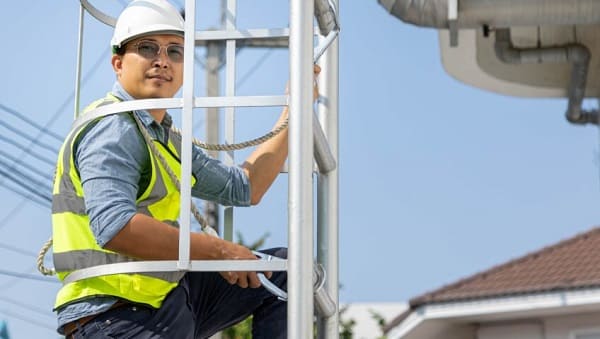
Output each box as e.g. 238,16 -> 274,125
37,237 -> 55,276
171,117 -> 288,151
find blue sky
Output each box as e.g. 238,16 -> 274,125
2,1 -> 600,338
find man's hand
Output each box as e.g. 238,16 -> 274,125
285,64 -> 322,102
218,241 -> 272,288
313,64 -> 321,101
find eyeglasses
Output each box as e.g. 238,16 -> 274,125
130,41 -> 184,63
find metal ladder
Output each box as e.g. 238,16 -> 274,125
73,1 -> 340,337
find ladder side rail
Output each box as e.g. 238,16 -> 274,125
288,0 -> 316,336
178,0 -> 197,269
316,0 -> 340,335
223,0 -> 237,242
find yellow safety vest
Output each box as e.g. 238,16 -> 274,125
52,93 -> 195,310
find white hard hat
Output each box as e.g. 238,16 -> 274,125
111,0 -> 184,49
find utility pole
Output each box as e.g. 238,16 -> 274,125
204,39 -> 222,234
201,0 -> 288,237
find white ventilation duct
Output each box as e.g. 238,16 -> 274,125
379,0 -> 600,124
378,0 -> 600,29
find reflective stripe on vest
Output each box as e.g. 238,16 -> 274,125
52,93 -> 193,309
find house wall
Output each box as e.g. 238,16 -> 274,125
544,311 -> 600,339
477,322 -> 544,339
475,311 -> 600,339
405,321 -> 476,339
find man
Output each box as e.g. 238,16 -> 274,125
52,0 -> 318,337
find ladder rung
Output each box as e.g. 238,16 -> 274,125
63,259 -> 288,285
195,28 -> 290,42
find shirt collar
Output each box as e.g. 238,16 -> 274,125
110,81 -> 172,130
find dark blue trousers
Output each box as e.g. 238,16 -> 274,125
70,248 -> 287,339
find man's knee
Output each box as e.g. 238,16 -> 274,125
261,247 -> 287,259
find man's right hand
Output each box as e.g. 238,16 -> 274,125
218,241 -> 272,289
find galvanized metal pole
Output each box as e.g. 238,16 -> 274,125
316,1 -> 340,337
178,0 -> 196,269
288,0 -> 315,337
205,41 -> 221,233
223,0 -> 237,242
74,3 -> 84,118
206,37 -> 223,339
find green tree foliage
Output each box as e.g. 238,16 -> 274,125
339,305 -> 356,339
368,309 -> 388,339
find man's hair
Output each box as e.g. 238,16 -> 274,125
113,45 -> 127,56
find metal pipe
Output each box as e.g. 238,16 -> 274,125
313,112 -> 337,173
74,4 -> 84,118
289,0 -> 315,336
178,0 -> 196,269
80,0 -> 116,27
317,6 -> 340,335
379,0 -> 600,29
223,0 -> 237,242
494,29 -> 597,125
205,41 -> 221,234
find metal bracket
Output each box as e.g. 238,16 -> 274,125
448,0 -> 459,47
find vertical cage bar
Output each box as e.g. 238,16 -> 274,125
178,0 -> 196,269
316,1 -> 340,337
288,0 -> 315,337
74,3 -> 85,118
223,0 -> 237,242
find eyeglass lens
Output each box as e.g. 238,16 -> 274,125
136,41 -> 184,63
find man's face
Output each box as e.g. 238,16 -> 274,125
112,34 -> 184,99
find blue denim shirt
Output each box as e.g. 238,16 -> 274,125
56,82 -> 251,333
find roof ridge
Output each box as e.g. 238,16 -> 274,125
410,226 -> 600,306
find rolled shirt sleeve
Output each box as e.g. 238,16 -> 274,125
76,114 -> 145,247
190,146 -> 251,207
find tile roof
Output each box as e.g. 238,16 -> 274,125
383,227 -> 600,334
411,226 -> 600,307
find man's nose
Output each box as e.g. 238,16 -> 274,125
153,48 -> 170,67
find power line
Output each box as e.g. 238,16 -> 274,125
0,181 -> 50,209
0,118 -> 59,154
0,135 -> 56,167
0,296 -> 53,318
0,104 -> 62,141
0,309 -> 55,331
0,104 -> 62,142
0,242 -> 39,258
0,148 -> 54,182
0,269 -> 57,283
0,264 -> 46,292
0,48 -> 110,208
0,167 -> 51,207
0,202 -> 26,231
0,157 -> 52,198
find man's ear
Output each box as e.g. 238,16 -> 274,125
111,54 -> 123,77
